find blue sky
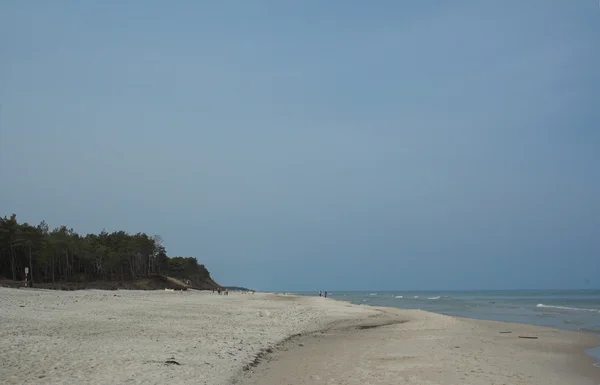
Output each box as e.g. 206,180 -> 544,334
1,1 -> 599,291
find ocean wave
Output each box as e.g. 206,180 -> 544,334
413,296 -> 419,299
369,293 -> 377,296
394,295 -> 403,299
428,296 -> 441,300
536,304 -> 600,313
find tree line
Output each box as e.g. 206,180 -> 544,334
0,213 -> 211,285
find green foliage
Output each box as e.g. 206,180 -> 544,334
224,286 -> 252,291
0,214 -> 215,287
166,257 -> 210,279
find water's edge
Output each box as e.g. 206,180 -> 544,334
587,346 -> 600,367
297,290 -> 600,368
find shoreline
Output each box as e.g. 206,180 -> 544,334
1,288 -> 599,385
448,314 -> 600,367
238,304 -> 600,385
317,291 -> 600,368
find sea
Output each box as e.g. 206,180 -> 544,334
296,290 -> 600,365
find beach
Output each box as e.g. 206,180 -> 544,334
1,288 -> 599,385
239,309 -> 600,385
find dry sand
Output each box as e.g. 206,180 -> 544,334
1,288 -> 599,385
0,288 -> 376,385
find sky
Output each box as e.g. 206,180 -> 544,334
1,1 -> 599,291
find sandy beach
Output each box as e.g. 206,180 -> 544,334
239,308 -> 600,385
1,288 -> 599,385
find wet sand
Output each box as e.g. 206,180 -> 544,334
237,307 -> 600,385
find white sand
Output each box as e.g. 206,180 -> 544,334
1,288 -> 599,385
0,288 -> 376,385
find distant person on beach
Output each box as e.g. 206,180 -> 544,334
324,291 -> 328,298
319,291 -> 322,297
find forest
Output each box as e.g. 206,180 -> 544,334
0,213 -> 218,289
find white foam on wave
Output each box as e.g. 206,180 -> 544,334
369,293 -> 377,296
414,296 -> 419,299
428,296 -> 441,300
395,295 -> 403,299
536,304 -> 600,313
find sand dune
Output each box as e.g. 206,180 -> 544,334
1,288 -> 598,385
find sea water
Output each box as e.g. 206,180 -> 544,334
298,290 -> 600,364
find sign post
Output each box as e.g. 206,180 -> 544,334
24,267 -> 29,287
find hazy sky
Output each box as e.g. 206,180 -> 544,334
1,1 -> 599,291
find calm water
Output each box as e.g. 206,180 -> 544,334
296,290 -> 600,363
